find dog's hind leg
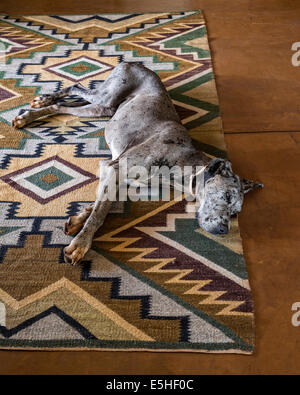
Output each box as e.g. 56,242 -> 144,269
30,83 -> 99,108
12,102 -> 116,128
30,62 -> 154,111
88,62 -> 151,109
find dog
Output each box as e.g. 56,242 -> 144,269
12,62 -> 263,265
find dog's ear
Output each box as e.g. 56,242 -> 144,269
242,178 -> 264,194
205,158 -> 233,182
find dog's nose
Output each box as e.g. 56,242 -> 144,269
215,223 -> 228,235
207,223 -> 229,235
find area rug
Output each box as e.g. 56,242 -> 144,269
0,11 -> 255,353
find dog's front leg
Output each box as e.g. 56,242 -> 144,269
64,204 -> 94,236
63,199 -> 112,265
64,164 -> 118,265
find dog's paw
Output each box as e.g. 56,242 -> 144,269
30,94 -> 56,108
64,239 -> 91,266
12,111 -> 32,128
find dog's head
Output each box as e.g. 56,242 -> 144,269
194,158 -> 263,235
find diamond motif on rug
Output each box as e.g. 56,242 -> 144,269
46,56 -> 114,82
0,156 -> 97,204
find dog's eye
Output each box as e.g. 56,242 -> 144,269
225,192 -> 231,203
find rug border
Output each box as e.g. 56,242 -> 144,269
0,10 -> 203,17
0,346 -> 253,354
0,336 -> 254,353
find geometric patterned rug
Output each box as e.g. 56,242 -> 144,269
0,11 -> 254,353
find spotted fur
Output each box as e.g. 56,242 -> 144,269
12,62 -> 263,264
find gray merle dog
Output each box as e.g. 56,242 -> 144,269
12,62 -> 263,265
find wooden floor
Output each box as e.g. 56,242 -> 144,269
1,0 -> 300,374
